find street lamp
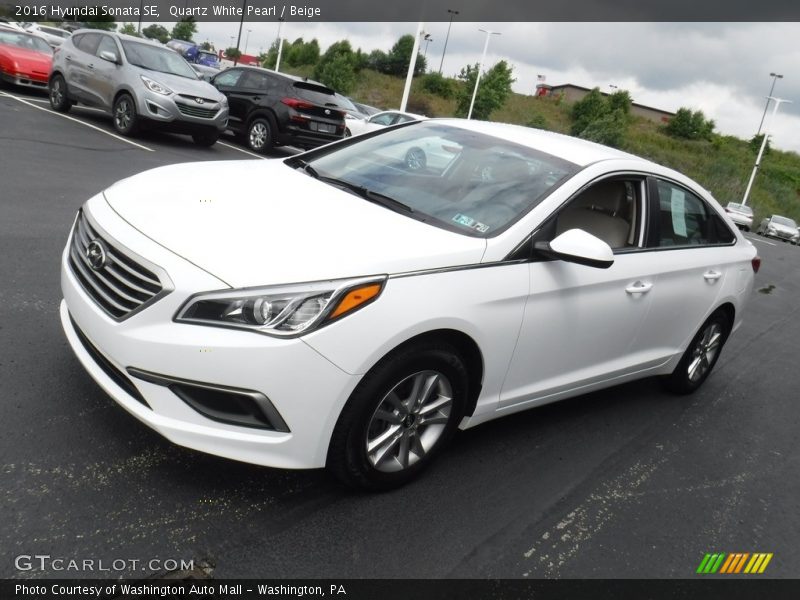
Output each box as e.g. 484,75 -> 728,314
233,0 -> 248,66
742,96 -> 791,206
244,29 -> 252,56
467,28 -> 501,120
756,72 -> 783,136
438,9 -> 459,75
274,18 -> 285,72
609,84 -> 618,91
422,33 -> 433,61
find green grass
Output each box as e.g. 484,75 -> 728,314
278,66 -> 800,223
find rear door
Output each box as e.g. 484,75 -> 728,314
62,32 -> 101,103
632,177 -> 738,362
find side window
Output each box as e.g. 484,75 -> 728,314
239,70 -> 271,90
213,69 -> 243,88
75,32 -> 101,55
548,178 -> 643,250
653,180 -> 733,246
370,113 -> 396,126
394,114 -> 415,124
96,36 -> 118,59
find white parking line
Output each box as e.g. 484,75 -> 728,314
0,91 -> 154,152
217,141 -> 266,159
745,235 -> 776,246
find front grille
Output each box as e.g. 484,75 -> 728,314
175,103 -> 219,119
70,316 -> 150,409
69,210 -> 164,319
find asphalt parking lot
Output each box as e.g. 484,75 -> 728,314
1,85 -> 799,580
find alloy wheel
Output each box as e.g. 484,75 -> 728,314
365,370 -> 453,473
50,79 -> 63,106
114,98 -> 132,131
249,122 -> 268,150
687,322 -> 723,382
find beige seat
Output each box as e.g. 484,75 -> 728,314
555,181 -> 630,248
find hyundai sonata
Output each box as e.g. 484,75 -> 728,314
60,120 -> 759,489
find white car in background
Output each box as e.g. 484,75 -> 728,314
24,23 -> 70,47
346,109 -> 426,137
60,120 -> 758,490
724,202 -> 754,232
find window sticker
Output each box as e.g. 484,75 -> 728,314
452,214 -> 490,233
670,188 -> 687,237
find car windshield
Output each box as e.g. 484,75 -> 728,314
121,40 -> 196,79
297,121 -> 578,237
198,50 -> 219,63
772,215 -> 797,228
0,30 -> 51,53
727,203 -> 752,214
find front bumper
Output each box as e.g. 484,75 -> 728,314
60,197 -> 358,469
1,70 -> 48,89
135,88 -> 229,133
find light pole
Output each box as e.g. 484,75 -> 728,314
274,18 -> 285,72
400,22 -> 424,112
244,29 -> 252,56
422,33 -> 433,62
233,0 -> 248,66
467,28 -> 501,120
756,72 -> 783,136
438,9 -> 459,75
742,97 -> 791,206
609,84 -> 618,91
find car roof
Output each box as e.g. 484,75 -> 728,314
428,118 -> 655,168
73,29 -> 164,47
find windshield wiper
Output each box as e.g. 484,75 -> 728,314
321,177 -> 414,214
290,160 -> 413,214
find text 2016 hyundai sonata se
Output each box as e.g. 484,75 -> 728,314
60,120 -> 759,489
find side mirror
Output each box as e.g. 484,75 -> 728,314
99,50 -> 119,64
534,229 -> 614,269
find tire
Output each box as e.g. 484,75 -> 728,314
192,131 -> 219,147
112,93 -> 139,136
49,74 -> 72,113
327,341 -> 468,491
246,116 -> 274,153
405,147 -> 427,171
344,127 -> 352,137
744,226 -> 750,232
661,310 -> 730,395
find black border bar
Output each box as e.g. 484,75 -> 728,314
2,0 -> 800,22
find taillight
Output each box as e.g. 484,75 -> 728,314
281,97 -> 314,110
752,256 -> 761,273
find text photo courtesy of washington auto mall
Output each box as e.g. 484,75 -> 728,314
1,0 -> 800,598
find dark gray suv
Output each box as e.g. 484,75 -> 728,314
211,67 -> 346,153
49,30 -> 228,146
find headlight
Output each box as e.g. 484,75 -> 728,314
141,75 -> 172,96
175,276 -> 386,337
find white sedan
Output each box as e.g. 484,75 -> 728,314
60,120 -> 758,490
23,23 -> 70,47
345,109 -> 426,137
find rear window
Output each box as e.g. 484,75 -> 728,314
293,82 -> 337,106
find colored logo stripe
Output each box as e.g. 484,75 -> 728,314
697,553 -> 773,574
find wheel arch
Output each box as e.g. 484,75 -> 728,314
366,328 -> 485,418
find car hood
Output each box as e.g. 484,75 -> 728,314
770,223 -> 797,235
103,160 -> 487,288
0,45 -> 51,73
133,67 -> 222,100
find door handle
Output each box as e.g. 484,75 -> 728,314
625,281 -> 653,294
65,55 -> 72,61
703,270 -> 722,281
87,64 -> 95,70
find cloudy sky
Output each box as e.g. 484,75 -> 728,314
170,21 -> 799,153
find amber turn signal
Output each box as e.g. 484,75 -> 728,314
328,283 -> 383,320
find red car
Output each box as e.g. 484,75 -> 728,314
0,28 -> 52,90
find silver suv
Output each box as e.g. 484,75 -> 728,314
49,30 -> 228,146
